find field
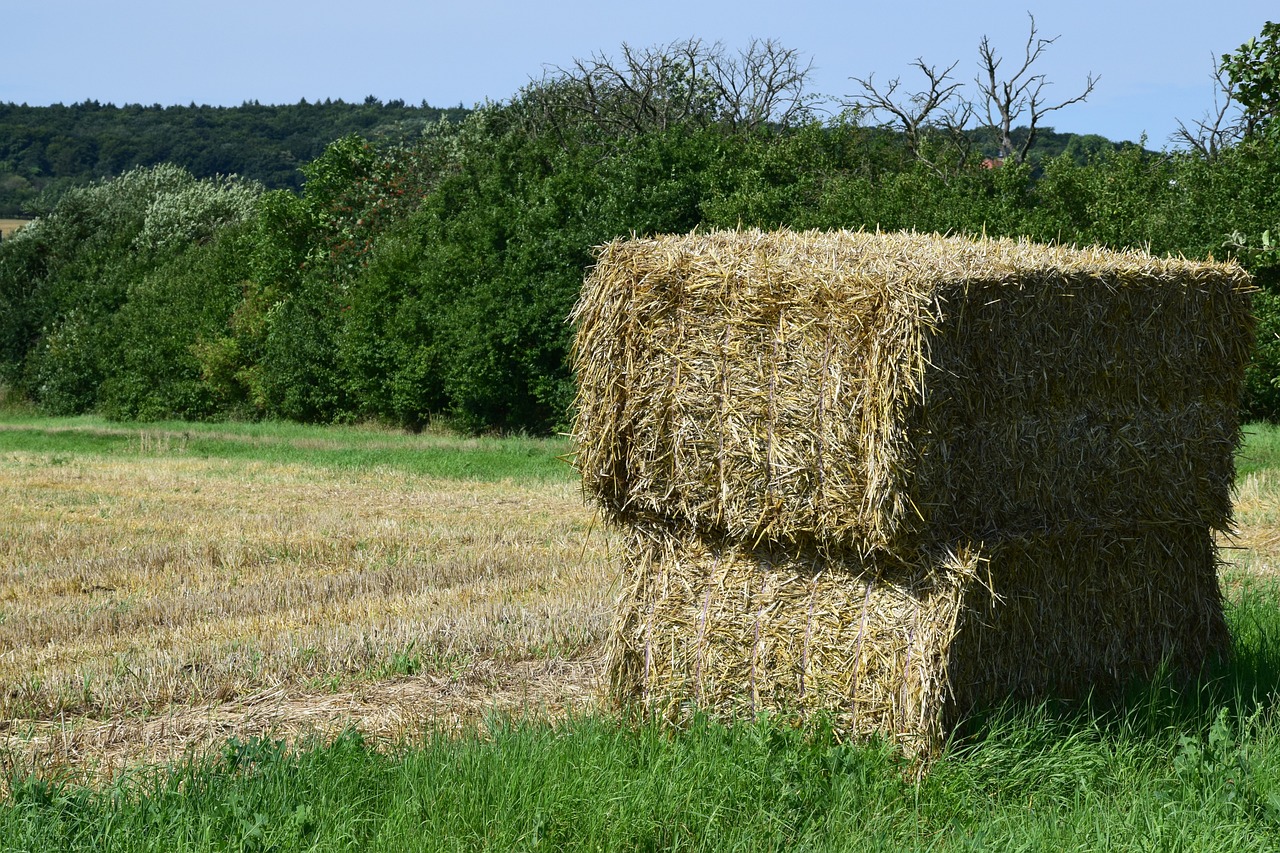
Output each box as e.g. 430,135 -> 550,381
4,412 -> 1280,849
0,414 -> 613,777
0,218 -> 32,239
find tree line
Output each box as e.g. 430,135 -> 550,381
0,98 -> 470,215
1,23 -> 1277,433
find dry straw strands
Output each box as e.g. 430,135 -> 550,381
572,228 -> 1254,554
947,524 -> 1230,716
605,527 -> 981,756
604,524 -> 1228,757
572,227 -> 1254,755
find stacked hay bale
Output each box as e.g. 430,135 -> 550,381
572,228 -> 1254,755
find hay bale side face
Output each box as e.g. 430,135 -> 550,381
605,525 -> 1230,752
946,525 -> 1230,721
912,270 -> 1252,538
572,229 -> 1254,550
605,528 -> 981,756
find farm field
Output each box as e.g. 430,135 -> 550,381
0,218 -> 32,239
3,413 -> 1280,849
0,414 -> 613,778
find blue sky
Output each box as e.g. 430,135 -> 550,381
3,1 -> 1275,147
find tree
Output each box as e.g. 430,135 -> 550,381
1172,55 -> 1247,157
524,37 -> 816,143
1219,20 -> 1280,140
976,13 -> 1098,163
845,59 -> 974,174
846,15 -> 1096,170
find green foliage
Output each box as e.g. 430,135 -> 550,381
0,164 -> 260,417
100,223 -> 258,420
0,99 -> 469,216
4,38 -> 1280,431
1246,291 -> 1280,422
1221,21 -> 1280,140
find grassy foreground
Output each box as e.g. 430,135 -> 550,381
5,622 -> 1280,852
1,416 -> 1279,850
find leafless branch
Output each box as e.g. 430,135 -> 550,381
1172,55 -> 1247,158
705,38 -> 817,131
975,13 -> 1098,163
846,59 -> 973,174
524,37 -> 816,143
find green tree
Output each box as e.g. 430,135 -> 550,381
100,222 -> 257,420
1221,21 -> 1280,140
0,165 -> 259,413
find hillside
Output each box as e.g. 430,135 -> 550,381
0,98 -> 1135,217
0,98 -> 470,215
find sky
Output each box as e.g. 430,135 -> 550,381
3,1 -> 1276,147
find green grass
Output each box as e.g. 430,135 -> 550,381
1,410 -> 1272,485
5,588 -> 1280,851
1240,421 -> 1280,478
0,412 -> 573,482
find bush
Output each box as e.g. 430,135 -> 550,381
1246,290 -> 1280,422
0,165 -> 260,415
99,222 -> 258,420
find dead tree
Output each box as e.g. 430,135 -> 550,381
703,37 -> 816,131
525,38 -> 816,142
846,59 -> 975,173
1173,56 -> 1247,158
976,13 -> 1098,163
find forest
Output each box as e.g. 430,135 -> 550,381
0,98 -> 470,215
0,26 -> 1277,434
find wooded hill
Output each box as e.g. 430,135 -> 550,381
0,99 -> 470,215
0,100 -> 1128,218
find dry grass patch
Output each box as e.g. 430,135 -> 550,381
0,448 -> 614,778
1221,469 -> 1280,586
0,219 -> 32,239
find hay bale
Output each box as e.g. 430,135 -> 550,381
946,524 -> 1230,716
572,229 -> 1254,553
605,526 -> 981,756
574,227 -> 1253,754
607,524 -> 1229,756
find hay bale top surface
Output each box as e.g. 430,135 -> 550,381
579,229 -> 1249,302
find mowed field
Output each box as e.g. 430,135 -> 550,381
0,219 -> 32,239
0,416 -> 615,781
1,413 -> 1279,787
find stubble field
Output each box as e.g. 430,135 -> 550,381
1,413 -> 1279,792
0,417 -> 615,781
0,219 -> 32,239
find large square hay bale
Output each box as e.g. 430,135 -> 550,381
573,228 -> 1253,754
572,229 -> 1253,553
606,524 -> 1228,757
606,527 -> 980,755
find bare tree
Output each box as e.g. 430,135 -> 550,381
524,38 -> 816,142
846,59 -> 975,172
1173,55 -> 1247,158
703,38 -> 817,131
976,13 -> 1098,163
